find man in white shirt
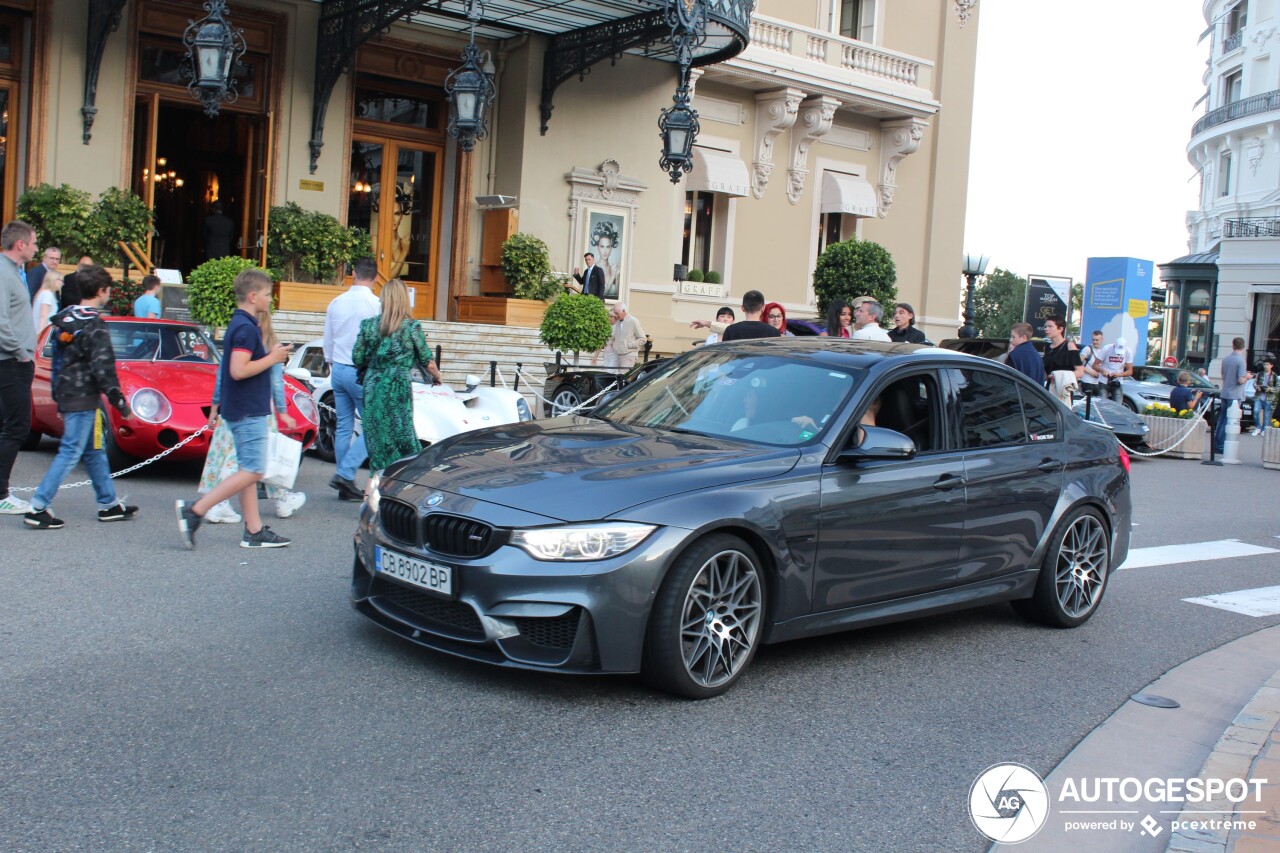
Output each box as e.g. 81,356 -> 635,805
1089,336 -> 1133,404
323,257 -> 381,500
609,302 -> 648,369
850,299 -> 891,342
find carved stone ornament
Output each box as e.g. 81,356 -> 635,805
1252,26 -> 1276,48
786,95 -> 840,205
954,0 -> 977,27
752,88 -> 804,199
1246,137 -> 1265,176
600,159 -> 622,199
878,117 -> 927,217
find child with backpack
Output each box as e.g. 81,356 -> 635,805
23,266 -> 137,529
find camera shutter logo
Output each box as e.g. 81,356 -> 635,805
968,763 -> 1050,843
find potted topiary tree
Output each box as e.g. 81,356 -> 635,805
18,184 -> 152,273
812,237 -> 898,319
187,256 -> 261,336
458,232 -> 563,327
266,201 -> 371,312
539,293 -> 612,365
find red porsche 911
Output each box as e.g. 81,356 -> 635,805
26,317 -> 318,471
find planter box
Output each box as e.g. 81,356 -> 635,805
1141,414 -> 1207,460
1264,427 -> 1280,469
456,296 -> 547,328
273,281 -> 347,313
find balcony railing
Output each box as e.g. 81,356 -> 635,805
745,14 -> 931,89
1223,30 -> 1244,53
1224,218 -> 1280,237
1192,89 -> 1280,136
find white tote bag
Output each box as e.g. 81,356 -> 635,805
262,431 -> 303,490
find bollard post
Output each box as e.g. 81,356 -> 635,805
1222,398 -> 1242,464
555,351 -> 562,372
1204,397 -> 1224,466
436,344 -> 442,368
514,362 -> 522,392
643,337 -> 653,363
489,361 -> 497,388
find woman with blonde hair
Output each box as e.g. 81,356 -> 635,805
351,279 -> 442,474
32,270 -> 63,333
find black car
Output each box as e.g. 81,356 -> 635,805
540,358 -> 666,417
353,340 -> 1132,698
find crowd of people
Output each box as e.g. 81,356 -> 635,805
690,291 -> 929,344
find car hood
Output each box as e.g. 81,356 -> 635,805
385,418 -> 801,522
116,362 -> 217,404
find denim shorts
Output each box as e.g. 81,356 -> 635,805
226,415 -> 269,474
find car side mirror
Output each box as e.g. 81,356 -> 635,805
839,426 -> 916,462
465,373 -> 481,392
285,366 -> 312,383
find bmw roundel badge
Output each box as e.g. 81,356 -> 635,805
426,493 -> 444,507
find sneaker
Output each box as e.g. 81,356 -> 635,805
98,503 -> 139,522
275,491 -> 306,518
241,525 -> 291,548
23,508 -> 65,529
205,500 -> 242,524
176,499 -> 203,550
0,493 -> 32,514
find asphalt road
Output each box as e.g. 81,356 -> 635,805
2,437 -> 1278,852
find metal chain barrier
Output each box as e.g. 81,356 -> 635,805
502,366 -> 618,415
1107,401 -> 1211,458
10,423 -> 211,492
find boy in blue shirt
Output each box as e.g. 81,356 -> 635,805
176,268 -> 292,549
132,275 -> 161,318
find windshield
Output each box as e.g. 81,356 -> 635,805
109,323 -> 221,363
596,349 -> 863,446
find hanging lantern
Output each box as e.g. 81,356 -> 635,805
182,1 -> 247,118
444,0 -> 496,153
658,99 -> 699,184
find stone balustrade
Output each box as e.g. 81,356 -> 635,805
743,14 -> 932,90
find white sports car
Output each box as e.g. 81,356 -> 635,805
284,339 -> 533,462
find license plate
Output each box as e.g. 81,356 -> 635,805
375,546 -> 453,597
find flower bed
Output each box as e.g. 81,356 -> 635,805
1141,407 -> 1208,460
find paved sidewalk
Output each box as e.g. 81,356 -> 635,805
1165,671 -> 1280,853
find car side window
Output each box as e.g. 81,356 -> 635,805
954,368 -> 1028,447
1018,386 -> 1061,442
866,372 -> 944,453
300,347 -> 330,378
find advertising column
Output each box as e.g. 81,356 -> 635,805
1023,275 -> 1073,337
1082,257 -> 1153,365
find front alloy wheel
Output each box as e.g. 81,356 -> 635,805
314,393 -> 336,461
1015,507 -> 1110,628
551,385 -> 583,417
645,534 -> 765,698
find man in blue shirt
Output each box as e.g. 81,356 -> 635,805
176,268 -> 293,549
132,274 -> 161,318
1008,322 -> 1046,385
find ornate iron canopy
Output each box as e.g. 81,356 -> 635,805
308,0 -> 752,174
82,0 -> 128,144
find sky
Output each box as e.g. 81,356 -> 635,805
965,0 -> 1208,286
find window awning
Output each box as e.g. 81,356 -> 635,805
821,171 -> 878,217
688,147 -> 751,197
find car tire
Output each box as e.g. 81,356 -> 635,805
643,533 -> 766,699
1122,398 -> 1138,413
550,384 -> 583,417
20,429 -> 41,450
314,393 -> 337,462
98,408 -> 132,473
1013,506 -> 1111,628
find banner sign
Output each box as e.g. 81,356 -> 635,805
1082,257 -> 1153,365
1023,275 -> 1073,337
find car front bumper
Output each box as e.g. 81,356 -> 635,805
349,511 -> 689,675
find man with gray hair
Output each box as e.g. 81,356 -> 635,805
0,220 -> 38,515
850,298 -> 891,341
609,302 -> 647,369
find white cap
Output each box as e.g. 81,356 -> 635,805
1115,338 -> 1127,349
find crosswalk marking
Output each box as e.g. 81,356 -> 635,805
1184,585 -> 1280,617
1118,539 -> 1280,570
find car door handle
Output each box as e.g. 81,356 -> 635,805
933,474 -> 965,491
1038,459 -> 1063,472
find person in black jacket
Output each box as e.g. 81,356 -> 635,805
23,265 -> 136,529
57,255 -> 93,308
887,303 -> 928,343
572,252 -> 606,299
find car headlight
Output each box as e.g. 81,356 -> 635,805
517,398 -> 532,421
511,522 -> 657,561
293,391 -> 320,425
366,471 -> 381,514
129,388 -> 172,424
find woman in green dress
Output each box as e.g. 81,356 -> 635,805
351,278 -> 443,473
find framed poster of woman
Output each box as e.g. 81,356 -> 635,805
583,209 -> 627,300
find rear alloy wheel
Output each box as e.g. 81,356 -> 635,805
314,393 -> 336,461
644,534 -> 765,699
550,385 -> 583,417
99,408 -> 132,473
1014,507 -> 1110,628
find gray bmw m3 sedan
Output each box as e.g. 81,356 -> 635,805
350,339 -> 1132,698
